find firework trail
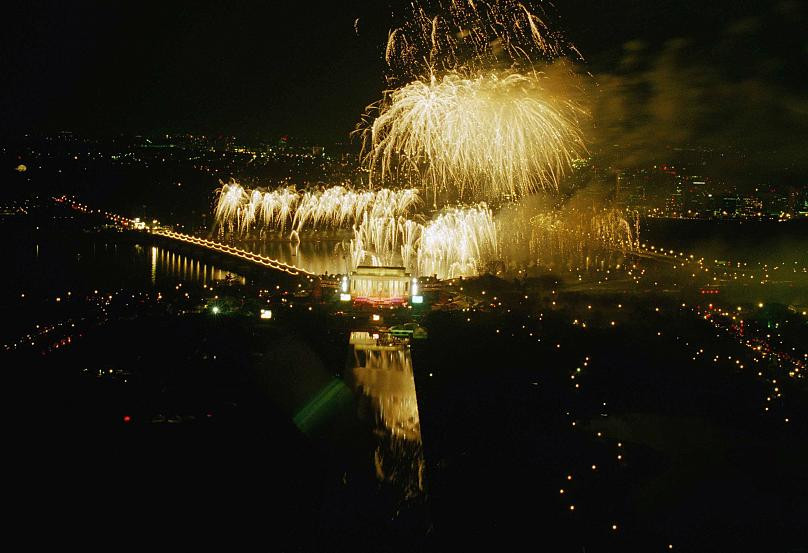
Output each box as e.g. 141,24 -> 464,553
417,204 -> 499,278
384,0 -> 578,83
359,0 -> 587,203
212,180 -> 421,236
518,203 -> 639,265
213,179 -> 248,234
363,70 -> 586,201
349,203 -> 498,279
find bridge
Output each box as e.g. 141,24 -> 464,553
55,195 -> 317,278
151,229 -> 315,277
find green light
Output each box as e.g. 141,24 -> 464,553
211,306 -> 220,314
293,378 -> 352,433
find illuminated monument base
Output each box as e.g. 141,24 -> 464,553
350,266 -> 412,305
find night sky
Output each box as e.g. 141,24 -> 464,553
2,0 -> 805,145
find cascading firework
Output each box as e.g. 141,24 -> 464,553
416,205 -> 499,278
213,180 -> 248,234
349,204 -> 499,280
212,179 -> 421,236
526,205 -> 640,265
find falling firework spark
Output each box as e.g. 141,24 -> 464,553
359,0 -> 587,202
384,0 -> 578,83
506,202 -> 640,271
349,204 -> 498,280
213,179 -> 248,234
363,70 -> 586,201
212,180 -> 421,236
528,206 -> 639,257
417,204 -> 499,278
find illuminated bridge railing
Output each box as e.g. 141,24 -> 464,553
54,196 -> 314,276
152,229 -> 315,277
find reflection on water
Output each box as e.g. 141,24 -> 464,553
6,230 -> 248,299
347,331 -> 425,499
230,237 -> 350,276
148,245 -> 246,286
232,235 -> 631,280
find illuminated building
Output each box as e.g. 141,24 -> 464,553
349,265 -> 413,305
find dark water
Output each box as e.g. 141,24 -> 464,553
1,218 -> 245,343
2,220 -> 244,295
642,218 -> 808,263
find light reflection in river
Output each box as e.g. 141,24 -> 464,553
347,331 -> 425,499
230,237 -> 350,276
149,245 -> 246,285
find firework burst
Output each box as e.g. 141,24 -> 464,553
363,69 -> 586,201
384,0 -> 579,83
359,1 -> 587,203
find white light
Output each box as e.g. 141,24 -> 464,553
339,293 -> 351,302
211,306 -> 220,314
260,309 -> 272,319
372,314 -> 381,321
341,275 -> 348,293
411,295 -> 424,304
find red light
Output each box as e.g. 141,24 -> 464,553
123,415 -> 132,423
